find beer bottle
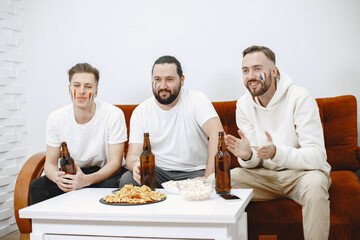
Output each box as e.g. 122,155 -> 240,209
215,132 -> 231,194
60,142 -> 76,174
140,133 -> 156,190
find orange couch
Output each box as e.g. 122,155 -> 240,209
14,95 -> 360,240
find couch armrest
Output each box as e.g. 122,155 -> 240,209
14,152 -> 46,239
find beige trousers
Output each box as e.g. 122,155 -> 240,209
230,167 -> 331,240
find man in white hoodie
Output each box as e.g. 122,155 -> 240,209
225,45 -> 331,240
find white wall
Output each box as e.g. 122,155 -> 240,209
0,0 -> 26,236
0,0 -> 27,235
23,0 -> 360,157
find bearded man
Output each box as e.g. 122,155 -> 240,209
119,55 -> 223,187
225,45 -> 331,240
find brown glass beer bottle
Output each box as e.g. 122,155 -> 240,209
140,133 -> 156,190
215,132 -> 231,194
60,142 -> 76,174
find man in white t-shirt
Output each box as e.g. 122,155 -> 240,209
30,63 -> 128,204
119,55 -> 223,187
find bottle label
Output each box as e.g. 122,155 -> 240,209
61,165 -> 73,174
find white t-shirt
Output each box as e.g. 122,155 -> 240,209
46,100 -> 127,168
129,88 -> 219,171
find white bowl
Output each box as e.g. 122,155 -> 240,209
178,180 -> 214,201
161,180 -> 180,194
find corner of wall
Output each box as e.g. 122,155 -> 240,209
0,0 -> 25,236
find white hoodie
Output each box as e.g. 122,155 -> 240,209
236,72 -> 331,174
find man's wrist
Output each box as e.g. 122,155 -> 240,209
131,160 -> 140,171
271,146 -> 276,159
243,150 -> 253,161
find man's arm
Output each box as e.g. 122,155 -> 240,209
270,94 -> 328,170
44,145 -> 61,182
65,142 -> 125,190
125,143 -> 143,184
202,117 -> 224,177
232,98 -> 263,168
69,106 -> 128,188
44,145 -> 73,192
225,129 -> 252,160
85,142 -> 125,184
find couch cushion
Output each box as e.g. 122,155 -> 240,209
116,104 -> 137,157
328,171 -> 360,225
316,95 -> 360,171
245,170 -> 360,240
115,95 -> 360,172
212,101 -> 240,168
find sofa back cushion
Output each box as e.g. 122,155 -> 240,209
316,95 -> 359,171
211,101 -> 240,168
116,104 -> 137,158
116,95 -> 359,172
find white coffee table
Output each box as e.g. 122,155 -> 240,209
20,188 -> 253,240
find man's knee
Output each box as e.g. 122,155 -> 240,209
231,168 -> 254,183
29,177 -> 38,192
29,178 -> 39,204
29,176 -> 52,205
300,171 -> 330,201
119,171 -> 138,188
302,171 -> 329,189
95,167 -> 128,188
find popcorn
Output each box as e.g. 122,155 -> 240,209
162,180 -> 179,193
178,179 -> 214,201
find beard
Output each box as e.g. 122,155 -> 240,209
153,81 -> 182,105
246,71 -> 272,97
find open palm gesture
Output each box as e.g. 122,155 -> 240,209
225,129 -> 252,160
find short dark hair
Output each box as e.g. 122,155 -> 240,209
242,45 -> 276,64
151,55 -> 183,77
68,63 -> 100,85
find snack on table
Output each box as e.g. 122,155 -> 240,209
103,184 -> 167,204
161,180 -> 180,194
178,179 -> 214,201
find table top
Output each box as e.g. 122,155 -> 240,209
20,188 -> 253,224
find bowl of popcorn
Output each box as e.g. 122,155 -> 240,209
161,180 -> 180,194
177,179 -> 214,201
